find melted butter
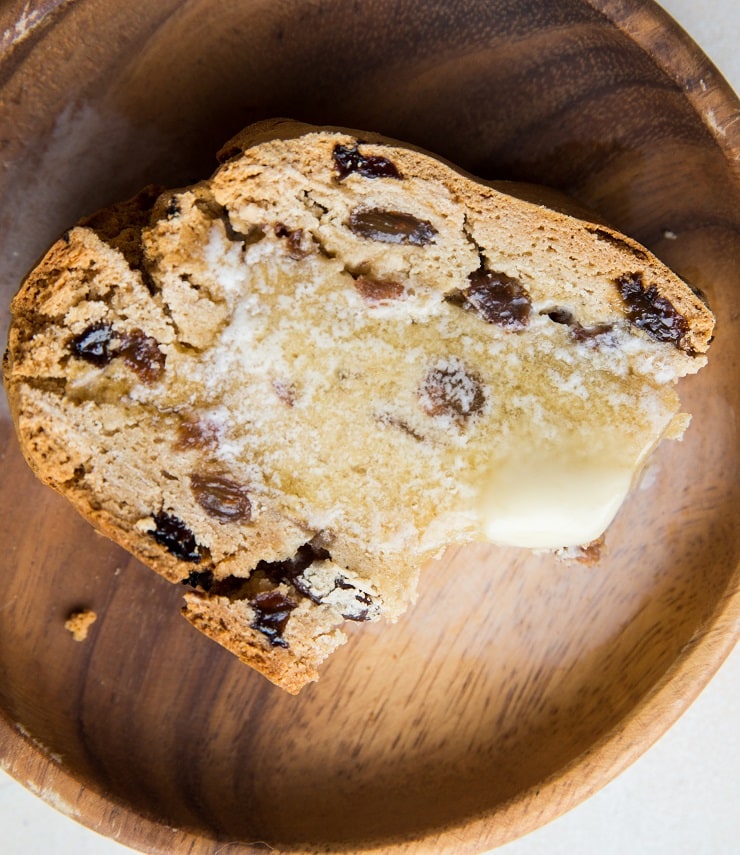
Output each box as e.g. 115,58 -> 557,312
477,433 -> 660,549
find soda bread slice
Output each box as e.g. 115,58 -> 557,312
3,120 -> 714,693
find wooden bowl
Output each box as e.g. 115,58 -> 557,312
0,1 -> 737,852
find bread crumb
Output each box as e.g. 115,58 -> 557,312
64,608 -> 97,641
554,535 -> 606,566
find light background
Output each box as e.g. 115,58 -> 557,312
1,1 -> 738,852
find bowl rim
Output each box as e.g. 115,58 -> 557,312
0,0 -> 738,852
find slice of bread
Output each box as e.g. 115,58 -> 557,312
3,120 -> 714,693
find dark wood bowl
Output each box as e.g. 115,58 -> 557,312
0,1 -> 737,852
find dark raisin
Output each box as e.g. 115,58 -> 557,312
274,222 -> 309,259
545,308 -> 614,343
348,208 -> 437,246
354,276 -> 405,303
165,197 -> 181,218
205,575 -> 249,599
152,512 -> 202,562
181,569 -> 214,591
333,143 -> 402,181
257,543 -> 331,602
615,272 -> 689,348
453,269 -> 531,330
70,323 -> 165,379
190,473 -> 251,522
250,590 -> 297,648
335,580 -> 374,622
419,360 -> 486,420
118,330 -> 166,383
68,322 -> 115,366
343,606 -> 371,621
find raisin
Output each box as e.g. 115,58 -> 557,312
451,269 -> 531,330
250,590 -> 297,647
545,309 -> 614,343
119,330 -> 166,383
335,579 -> 374,622
615,272 -> 689,348
181,569 -> 215,591
348,208 -> 437,246
259,544 -> 377,620
274,222 -> 309,259
165,197 -> 181,218
257,543 -> 331,602
176,416 -> 219,450
354,276 -> 405,303
68,322 -> 115,366
333,143 -> 402,181
152,512 -> 202,562
419,359 -> 486,420
190,473 -> 251,522
69,324 -> 165,381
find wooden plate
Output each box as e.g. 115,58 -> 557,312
0,1 -> 737,852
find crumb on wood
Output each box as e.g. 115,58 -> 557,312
554,535 -> 606,566
64,608 -> 97,641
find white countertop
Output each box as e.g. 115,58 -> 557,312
1,1 -> 738,853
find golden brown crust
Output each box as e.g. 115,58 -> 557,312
181,593 -> 318,695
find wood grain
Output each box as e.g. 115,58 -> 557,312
0,1 -> 738,853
